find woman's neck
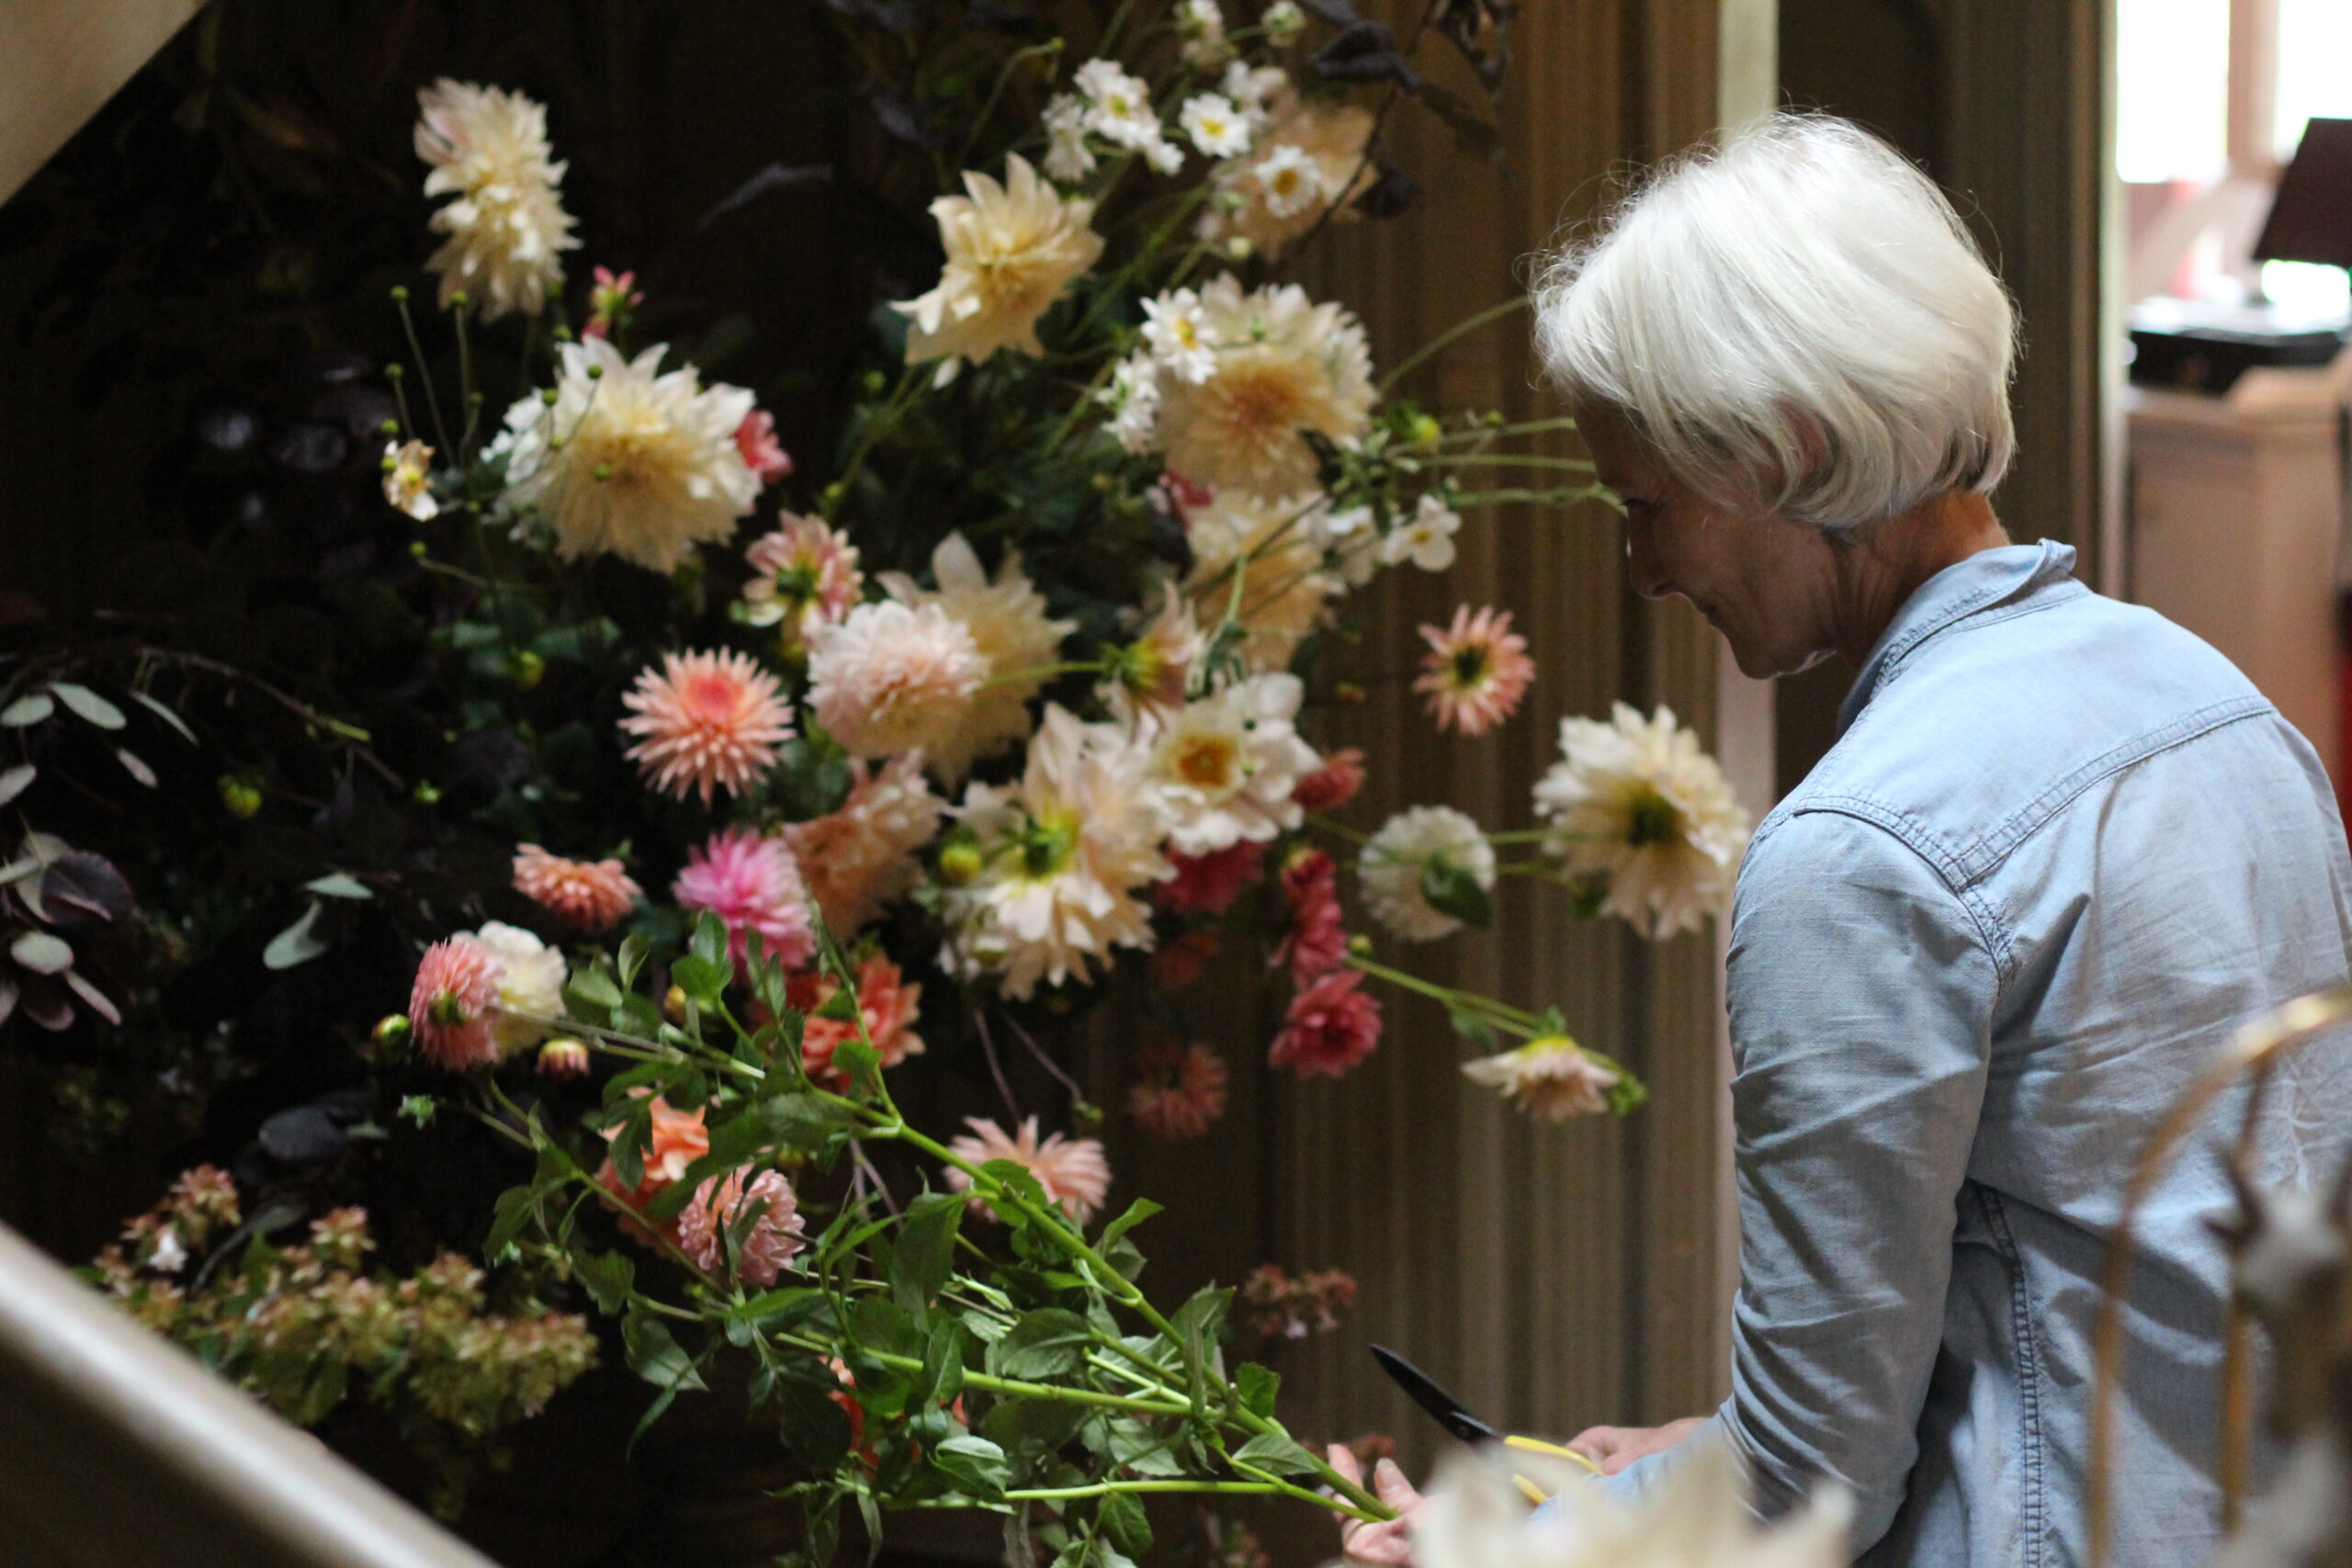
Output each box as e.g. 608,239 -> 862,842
1831,492 -> 2011,668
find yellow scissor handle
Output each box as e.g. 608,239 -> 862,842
1502,1433 -> 1601,1502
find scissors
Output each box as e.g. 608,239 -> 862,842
1370,1343 -> 1600,1504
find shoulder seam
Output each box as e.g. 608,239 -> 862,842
1750,801 -> 2015,991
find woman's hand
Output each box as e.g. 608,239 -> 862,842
1565,1415 -> 1708,1475
1327,1443 -> 1427,1566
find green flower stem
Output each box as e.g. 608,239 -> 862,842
454,302 -> 481,462
1479,828 -> 1558,846
1437,416 -> 1581,444
954,39 -> 1068,170
1418,454 -> 1599,472
1345,954 -> 1544,1039
1307,814 -> 1369,846
392,289 -> 455,458
1004,1481 -> 1289,1502
760,1325 -> 1193,1418
1189,493 -> 1329,600
1451,485 -> 1615,510
1377,296 -> 1533,394
831,365 -> 923,515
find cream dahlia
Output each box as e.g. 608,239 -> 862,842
1460,1037 -> 1623,1122
673,828 -> 817,974
944,1115 -> 1112,1224
675,1168 -> 806,1286
1143,673 -> 1317,854
806,601 -> 985,762
782,753 -> 945,934
407,936 -> 503,1070
513,845 -> 640,931
1416,605 -> 1535,736
879,535 -> 1075,781
1128,1042 -> 1230,1141
1183,490 -> 1339,672
941,705 -> 1170,999
1197,91 -> 1375,260
471,920 -> 568,1054
1099,586 -> 1204,724
1533,704 -> 1750,940
741,515 -> 864,643
1153,275 -> 1376,496
496,337 -> 761,571
895,154 -> 1104,369
619,649 -> 793,804
1359,805 -> 1496,942
381,439 -> 438,521
413,80 -> 578,320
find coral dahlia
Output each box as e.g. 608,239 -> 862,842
789,955 -> 927,1085
513,845 -> 640,932
944,1116 -> 1112,1224
1415,605 -> 1535,736
619,649 -> 793,805
782,752 -> 945,935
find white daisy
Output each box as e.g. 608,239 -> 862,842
1254,143 -> 1322,219
1099,352 -> 1162,455
1075,59 -> 1162,152
1358,805 -> 1495,942
1180,94 -> 1253,159
1142,288 -> 1220,385
1382,492 -> 1462,571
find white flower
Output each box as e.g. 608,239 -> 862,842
413,80 -> 579,321
1383,492 -> 1462,571
880,535 -> 1077,782
894,154 -> 1104,369
472,920 -> 568,1053
1144,673 -> 1318,853
1181,94 -> 1253,159
1314,504 -> 1380,585
1075,59 -> 1162,151
382,439 -> 438,521
1261,1 -> 1306,45
1153,273 -> 1376,496
1099,352 -> 1162,455
495,337 -> 759,572
807,601 -> 986,761
1142,288 -> 1219,385
1100,585 -> 1205,724
149,1225 -> 188,1274
1222,62 -> 1289,128
784,752 -> 946,934
1178,0 -> 1226,38
1198,89 -> 1375,258
1184,490 -> 1340,671
1142,135 -> 1186,175
1461,1037 -> 1623,1122
1041,95 -> 1098,183
1533,704 -> 1751,940
1359,805 -> 1495,942
1254,143 -> 1322,218
944,706 -> 1170,998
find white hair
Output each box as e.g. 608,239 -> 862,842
1532,115 -> 2017,536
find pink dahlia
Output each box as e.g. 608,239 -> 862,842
619,649 -> 794,805
1157,840 -> 1268,915
1414,605 -> 1534,737
804,601 -> 984,761
675,1168 -> 806,1285
1127,1042 -> 1230,1141
733,410 -> 794,486
512,844 -> 641,931
407,936 -> 505,1070
673,828 -> 817,974
741,515 -> 863,638
944,1116 -> 1111,1224
1291,747 -> 1366,813
1268,968 -> 1382,1079
788,955 -> 926,1085
1150,928 -> 1220,992
1273,848 -> 1347,987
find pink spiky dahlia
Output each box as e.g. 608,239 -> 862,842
1414,604 -> 1534,736
676,1168 -> 806,1286
944,1116 -> 1112,1224
407,936 -> 505,1070
619,649 -> 793,805
673,828 -> 816,974
513,844 -> 641,931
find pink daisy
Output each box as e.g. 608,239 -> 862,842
675,1168 -> 806,1285
1150,928 -> 1220,992
1127,1042 -> 1230,1141
1273,848 -> 1347,986
407,936 -> 504,1070
1156,840 -> 1268,915
1268,969 -> 1382,1079
619,649 -> 794,805
673,828 -> 817,974
1291,747 -> 1367,813
733,410 -> 794,486
788,955 -> 926,1085
513,844 -> 641,931
1414,605 -> 1534,737
944,1116 -> 1111,1224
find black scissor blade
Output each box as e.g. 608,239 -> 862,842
1370,1343 -> 1498,1446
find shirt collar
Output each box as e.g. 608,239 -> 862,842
1837,540 -> 2080,735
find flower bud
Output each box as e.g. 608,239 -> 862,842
1225,236 -> 1252,262
935,833 -> 985,886
217,774 -> 263,818
1335,682 -> 1367,705
511,649 -> 546,690
448,288 -> 470,309
390,285 -> 410,303
372,1013 -> 414,1052
538,1038 -> 592,1077
1347,933 -> 1374,958
1408,413 -> 1442,447
411,779 -> 442,806
662,985 -> 690,1025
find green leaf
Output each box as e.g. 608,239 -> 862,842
1447,1008 -> 1498,1048
777,1379 -> 854,1470
931,1433 -> 1010,1500
1,694 -> 53,727
483,1186 -> 537,1260
1232,1428 -> 1322,1477
565,964 -> 623,1015
1421,853 -> 1494,927
671,953 -> 726,1010
622,1312 -> 707,1393
1097,1198 -> 1162,1249
1097,1491 -> 1152,1559
0,765 -> 31,807
574,1247 -> 636,1314
616,933 -> 650,989
114,749 -> 155,788
849,1294 -> 926,1361
302,873 -> 372,900
50,683 -> 125,730
262,902 -> 330,970
891,1192 -> 964,1315
690,910 -> 730,973
1170,1285 -> 1232,1421
914,1316 -> 967,1411
980,1395 -> 1090,1454
990,1308 -> 1091,1381
1235,1361 -> 1280,1420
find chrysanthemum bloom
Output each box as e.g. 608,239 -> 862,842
1127,1042 -> 1230,1140
782,753 -> 944,935
494,336 -> 761,572
1157,840 -> 1268,916
673,828 -> 817,974
413,80 -> 578,320
1154,275 -> 1376,496
1460,1036 -> 1624,1122
1359,805 -> 1497,942
582,265 -> 643,340
407,936 -> 504,1070
513,844 -> 640,931
1184,491 -> 1339,671
1292,746 -> 1366,813
876,535 -> 1076,781
1198,92 -> 1375,260
1269,968 -> 1382,1078
1416,605 -> 1535,736
806,602 -> 985,761
895,154 -> 1105,370
1533,704 -> 1751,939
1381,492 -> 1463,571
1144,673 -> 1318,854
789,955 -> 927,1085
1274,847 -> 1347,986
382,439 -> 438,521
1151,928 -> 1221,991
619,649 -> 793,805
1181,92 -> 1251,158
470,920 -> 569,1054
675,1168 -> 806,1286
1099,587 -> 1204,725
944,1115 -> 1111,1224
940,705 -> 1171,998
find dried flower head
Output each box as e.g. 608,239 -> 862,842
1292,746 -> 1367,813
619,649 -> 794,805
1127,1042 -> 1231,1141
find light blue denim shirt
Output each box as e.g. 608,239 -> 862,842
1588,541 -> 2352,1566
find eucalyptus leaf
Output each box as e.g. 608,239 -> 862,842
0,766 -> 30,807
129,690 -> 198,744
8,931 -> 73,975
0,694 -> 53,727
50,682 -> 126,730
302,872 -> 372,900
262,901 -> 330,970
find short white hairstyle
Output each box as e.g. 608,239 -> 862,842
1532,115 -> 2017,536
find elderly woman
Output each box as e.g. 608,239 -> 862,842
1333,116 -> 2352,1568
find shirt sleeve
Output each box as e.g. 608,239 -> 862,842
1597,807 -> 1998,1551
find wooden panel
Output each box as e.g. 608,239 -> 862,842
0,0 -> 208,205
